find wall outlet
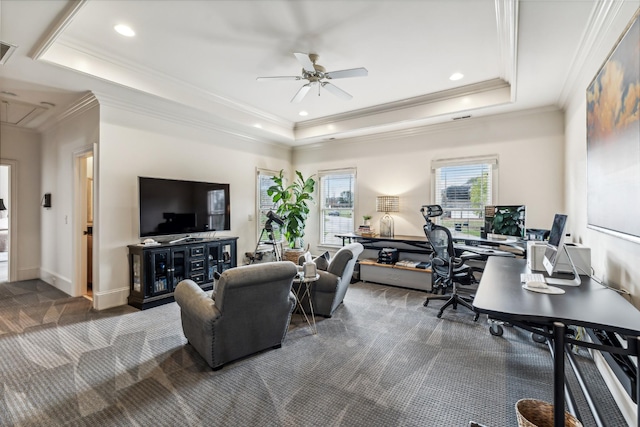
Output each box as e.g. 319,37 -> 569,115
52,276 -> 57,284
248,214 -> 253,221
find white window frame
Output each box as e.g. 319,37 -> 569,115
318,168 -> 357,246
256,168 -> 281,242
431,155 -> 498,236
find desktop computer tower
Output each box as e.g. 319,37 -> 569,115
527,241 -> 591,275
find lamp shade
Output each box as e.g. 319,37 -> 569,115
0,199 -> 6,211
376,196 -> 399,213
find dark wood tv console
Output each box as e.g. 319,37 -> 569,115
127,237 -> 237,309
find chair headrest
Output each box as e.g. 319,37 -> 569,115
421,205 -> 443,219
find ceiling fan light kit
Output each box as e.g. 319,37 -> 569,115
257,52 -> 367,103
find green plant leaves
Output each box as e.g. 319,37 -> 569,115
268,169 -> 316,248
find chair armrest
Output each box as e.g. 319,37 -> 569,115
312,270 -> 341,293
174,279 -> 221,325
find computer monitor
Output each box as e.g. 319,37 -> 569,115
542,213 -> 581,286
484,205 -> 526,240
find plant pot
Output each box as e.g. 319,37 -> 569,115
283,248 -> 305,263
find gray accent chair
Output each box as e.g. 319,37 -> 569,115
174,261 -> 298,370
296,242 -> 364,318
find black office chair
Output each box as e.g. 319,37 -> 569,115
421,205 -> 480,321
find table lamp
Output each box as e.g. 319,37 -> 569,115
376,196 -> 399,237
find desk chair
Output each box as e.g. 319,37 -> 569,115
421,205 -> 481,321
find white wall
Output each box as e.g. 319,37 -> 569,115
563,6 -> 639,423
40,101 -> 100,295
565,5 -> 640,306
96,103 -> 291,309
0,125 -> 42,280
294,108 -> 566,253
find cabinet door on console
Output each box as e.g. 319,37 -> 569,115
146,249 -> 172,296
170,247 -> 188,289
206,243 -> 221,282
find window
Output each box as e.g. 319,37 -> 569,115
432,156 -> 497,236
319,168 -> 356,245
256,169 -> 282,242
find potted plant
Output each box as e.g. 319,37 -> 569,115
362,215 -> 372,226
267,169 -> 316,252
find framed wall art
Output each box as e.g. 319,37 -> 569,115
586,9 -> 640,241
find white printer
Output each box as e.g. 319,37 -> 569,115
527,241 -> 591,275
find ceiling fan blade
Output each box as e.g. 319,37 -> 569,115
325,67 -> 368,79
322,82 -> 353,100
293,52 -> 316,73
256,76 -> 302,81
291,83 -> 312,103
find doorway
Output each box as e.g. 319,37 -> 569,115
0,165 -> 9,283
74,150 -> 94,299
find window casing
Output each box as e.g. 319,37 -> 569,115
431,156 -> 497,236
256,169 -> 282,242
319,168 -> 356,245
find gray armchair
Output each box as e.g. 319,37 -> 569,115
296,242 -> 364,317
174,261 -> 298,370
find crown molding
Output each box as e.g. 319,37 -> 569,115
38,92 -> 98,132
49,36 -> 292,130
557,0 -> 626,108
295,78 -> 510,131
294,105 -> 561,152
494,0 -> 519,101
92,90 -> 292,150
30,0 -> 87,60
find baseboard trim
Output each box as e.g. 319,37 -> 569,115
17,267 -> 40,281
93,286 -> 129,310
38,268 -> 73,295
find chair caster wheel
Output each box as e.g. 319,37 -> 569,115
437,312 -> 443,318
423,300 -> 429,307
473,313 -> 479,322
490,324 -> 503,336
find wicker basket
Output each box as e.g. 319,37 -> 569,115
282,248 -> 305,263
516,399 -> 583,427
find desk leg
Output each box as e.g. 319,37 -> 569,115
553,322 -> 566,427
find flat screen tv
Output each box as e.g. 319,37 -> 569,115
138,177 -> 230,238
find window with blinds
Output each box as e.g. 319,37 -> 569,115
256,169 -> 282,241
319,168 -> 356,245
432,156 -> 497,236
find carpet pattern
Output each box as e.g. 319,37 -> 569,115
0,279 -> 627,426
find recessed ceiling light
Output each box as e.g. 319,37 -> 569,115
40,101 -> 56,108
299,111 -> 308,117
0,91 -> 17,97
254,123 -> 262,129
114,24 -> 135,37
449,72 -> 464,81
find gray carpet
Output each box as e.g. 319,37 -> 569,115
0,279 -> 628,426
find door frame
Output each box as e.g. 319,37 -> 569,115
73,146 -> 93,298
0,159 -> 18,282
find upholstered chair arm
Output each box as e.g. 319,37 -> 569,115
312,270 -> 341,293
175,279 -> 222,367
175,279 -> 222,325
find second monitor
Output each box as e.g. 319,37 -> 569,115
484,205 -> 526,240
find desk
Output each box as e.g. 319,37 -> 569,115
473,257 -> 640,427
336,233 -> 516,259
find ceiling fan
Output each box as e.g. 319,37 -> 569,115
257,52 -> 368,103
